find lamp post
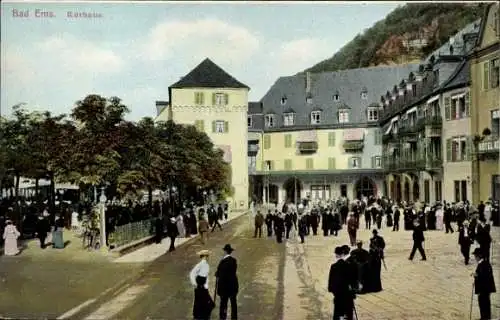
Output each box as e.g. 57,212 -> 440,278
99,187 -> 107,251
171,186 -> 177,216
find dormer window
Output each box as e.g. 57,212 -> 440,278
311,111 -> 321,124
247,115 -> 253,128
265,114 -> 275,128
333,92 -> 340,101
361,87 -> 368,100
338,110 -> 349,123
281,96 -> 287,105
367,108 -> 379,122
283,113 -> 295,126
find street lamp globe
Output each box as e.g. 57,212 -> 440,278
99,189 -> 107,204
172,186 -> 177,193
203,190 -> 207,196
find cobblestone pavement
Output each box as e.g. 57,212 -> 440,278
73,214 -> 286,320
0,232 -> 143,319
284,222 -> 500,320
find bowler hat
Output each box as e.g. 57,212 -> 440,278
472,248 -> 483,257
334,246 -> 343,255
223,244 -> 234,253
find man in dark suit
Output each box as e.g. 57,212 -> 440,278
392,206 -> 400,231
476,218 -> 492,261
328,246 -> 356,320
458,220 -> 473,265
409,220 -> 426,261
444,204 -> 454,233
215,244 -> 239,320
472,248 -> 496,320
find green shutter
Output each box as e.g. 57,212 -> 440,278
224,93 -> 229,105
200,92 -> 205,105
446,139 -> 452,162
328,157 -> 336,170
212,121 -> 216,133
270,161 -> 275,170
212,93 -> 216,105
358,157 -> 362,168
284,159 -> 292,170
264,135 -> 271,149
194,93 -> 199,104
483,61 -> 490,90
199,120 -> 204,131
444,97 -> 451,120
465,92 -> 470,117
371,156 -> 375,168
328,132 -> 336,146
465,136 -> 472,161
224,121 -> 229,133
306,158 -> 313,169
348,157 -> 353,169
285,134 -> 292,148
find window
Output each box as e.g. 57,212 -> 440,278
281,96 -> 287,105
247,115 -> 252,128
350,157 -> 361,168
361,92 -> 368,100
284,134 -> 292,148
412,84 -> 417,97
447,136 -> 469,162
455,180 -> 468,202
263,135 -> 271,149
194,92 -> 204,105
214,120 -> 226,133
213,93 -> 228,106
265,114 -> 275,128
338,110 -> 349,123
310,185 -> 331,200
434,181 -> 442,202
491,109 -> 500,136
333,93 -> 340,101
311,111 -> 321,124
374,129 -> 382,145
328,132 -> 336,146
306,97 -> 313,104
424,180 -> 430,204
446,93 -> 469,120
284,159 -> 292,170
283,113 -> 295,126
373,156 -> 382,168
264,160 -> 273,171
367,108 -> 379,121
306,158 -> 314,170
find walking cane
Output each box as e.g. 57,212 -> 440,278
213,277 -> 218,307
353,301 -> 359,320
469,282 -> 474,320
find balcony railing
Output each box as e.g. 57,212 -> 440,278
416,158 -> 443,170
343,141 -> 364,151
478,136 -> 500,155
384,156 -> 442,172
417,115 -> 442,131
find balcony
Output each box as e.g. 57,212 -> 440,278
416,158 -> 442,171
383,158 -> 418,172
343,141 -> 364,152
382,133 -> 397,144
417,115 -> 442,131
478,136 -> 500,156
398,125 -> 419,141
297,141 -> 318,154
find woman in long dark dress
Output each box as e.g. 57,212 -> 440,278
366,230 -> 385,293
193,276 -> 215,320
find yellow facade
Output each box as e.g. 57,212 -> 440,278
470,3 -> 500,203
156,87 -> 249,210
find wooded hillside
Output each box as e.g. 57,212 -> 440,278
304,3 -> 485,73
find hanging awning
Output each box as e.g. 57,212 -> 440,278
297,130 -> 317,142
216,145 -> 232,163
406,106 -> 417,114
427,95 -> 439,104
383,121 -> 393,135
343,128 -> 364,141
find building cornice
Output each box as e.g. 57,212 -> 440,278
171,105 -> 248,112
250,168 -> 385,176
262,122 -> 379,133
469,41 -> 500,60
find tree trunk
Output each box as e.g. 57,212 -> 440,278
49,172 -> 56,225
14,173 -> 20,200
35,178 -> 39,198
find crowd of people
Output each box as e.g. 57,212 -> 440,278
251,195 -> 497,320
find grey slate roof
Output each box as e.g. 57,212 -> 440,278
251,64 -> 419,130
170,58 -> 249,89
440,59 -> 470,90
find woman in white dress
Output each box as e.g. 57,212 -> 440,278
176,214 -> 186,238
3,220 -> 20,256
435,205 -> 444,230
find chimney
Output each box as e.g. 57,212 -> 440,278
305,72 -> 311,93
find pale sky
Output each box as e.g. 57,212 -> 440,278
1,1 -> 402,120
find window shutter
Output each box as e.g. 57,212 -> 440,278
358,157 -> 362,168
200,92 -> 205,105
465,92 -> 470,116
444,97 -> 451,120
348,157 -> 353,169
371,156 -> 375,168
306,158 -> 313,169
285,134 -> 291,148
465,136 -> 472,161
264,135 -> 270,149
328,132 -> 336,146
270,161 -> 274,170
328,157 -> 336,170
284,159 -> 292,170
446,139 -> 452,162
212,121 -> 216,133
194,93 -> 199,104
224,93 -> 229,105
224,121 -> 229,133
483,61 -> 490,90
199,120 -> 205,131
212,93 -> 216,105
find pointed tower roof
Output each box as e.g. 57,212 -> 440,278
169,58 -> 249,89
